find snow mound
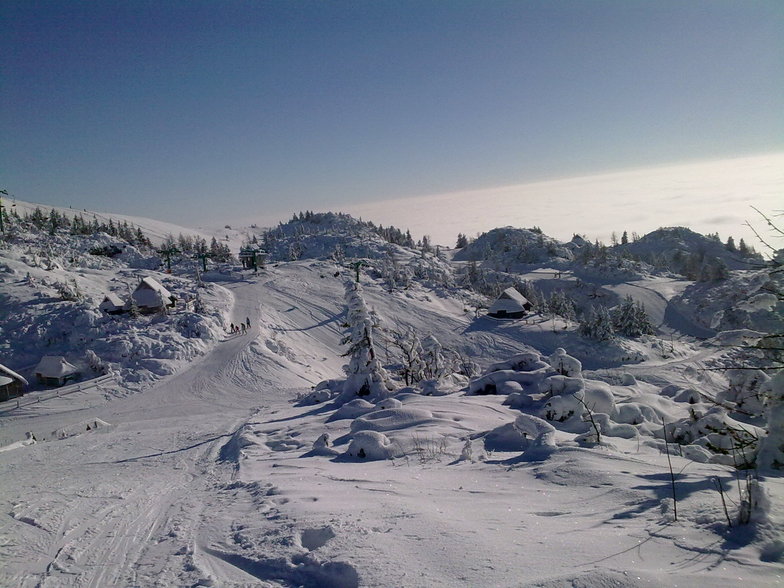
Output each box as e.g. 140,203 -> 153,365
0,432 -> 38,453
328,398 -> 376,421
345,431 -> 394,460
350,407 -> 435,433
219,425 -> 261,463
487,351 -> 549,373
468,369 -> 548,396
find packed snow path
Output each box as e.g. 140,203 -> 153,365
0,270 -> 335,588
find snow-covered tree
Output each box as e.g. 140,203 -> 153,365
85,349 -> 108,374
421,334 -> 449,380
54,279 -> 82,301
579,305 -> 615,341
546,289 -> 577,323
390,327 -> 425,385
339,282 -> 394,401
548,348 -> 582,377
612,295 -> 655,337
718,369 -> 769,416
192,290 -> 206,315
726,236 -> 737,253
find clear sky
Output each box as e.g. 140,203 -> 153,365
2,1 -> 782,228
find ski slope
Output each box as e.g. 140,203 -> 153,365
1,264 -> 781,587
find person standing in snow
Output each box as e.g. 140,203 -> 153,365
230,323 -> 235,334
246,317 -> 251,329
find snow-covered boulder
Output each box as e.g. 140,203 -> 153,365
483,423 -> 530,452
582,380 -> 616,416
498,381 -> 524,396
469,369 -> 546,395
345,431 -> 394,460
541,377 -> 616,422
543,393 -> 584,422
328,399 -> 375,421
548,348 -> 582,377
308,433 -> 339,457
591,414 -> 638,439
539,374 -> 583,397
615,402 -> 662,426
375,397 -> 403,410
514,414 -> 557,459
672,388 -> 701,404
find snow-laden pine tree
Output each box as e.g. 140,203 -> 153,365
612,295 -> 655,337
579,305 -> 615,341
547,289 -> 576,322
338,281 -> 394,402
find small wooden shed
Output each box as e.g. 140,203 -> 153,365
488,287 -> 532,319
35,356 -> 81,387
99,292 -> 126,315
0,363 -> 28,401
131,277 -> 176,313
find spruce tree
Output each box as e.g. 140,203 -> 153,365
339,282 -> 393,402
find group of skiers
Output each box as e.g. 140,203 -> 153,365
229,317 -> 251,335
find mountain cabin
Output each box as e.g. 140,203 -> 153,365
0,363 -> 28,401
488,287 -> 532,319
131,277 -> 176,313
35,356 -> 81,387
99,292 -> 126,315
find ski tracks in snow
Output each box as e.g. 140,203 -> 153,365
0,269 -> 355,587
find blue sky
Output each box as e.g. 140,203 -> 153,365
2,1 -> 782,226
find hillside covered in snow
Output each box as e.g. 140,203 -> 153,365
0,202 -> 782,587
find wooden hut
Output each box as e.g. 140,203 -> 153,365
488,287 -> 532,319
0,363 -> 28,401
34,356 -> 80,387
131,277 -> 175,313
99,292 -> 126,315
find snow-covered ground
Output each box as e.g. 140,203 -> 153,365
1,256 -> 782,587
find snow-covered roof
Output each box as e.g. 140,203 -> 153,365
99,292 -> 125,310
35,356 -> 79,378
488,287 -> 530,314
133,276 -> 174,308
0,363 -> 28,386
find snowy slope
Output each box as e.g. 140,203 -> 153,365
9,198 -> 214,246
1,258 -> 781,587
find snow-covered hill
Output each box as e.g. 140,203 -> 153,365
9,198 -> 215,246
0,203 -> 781,587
